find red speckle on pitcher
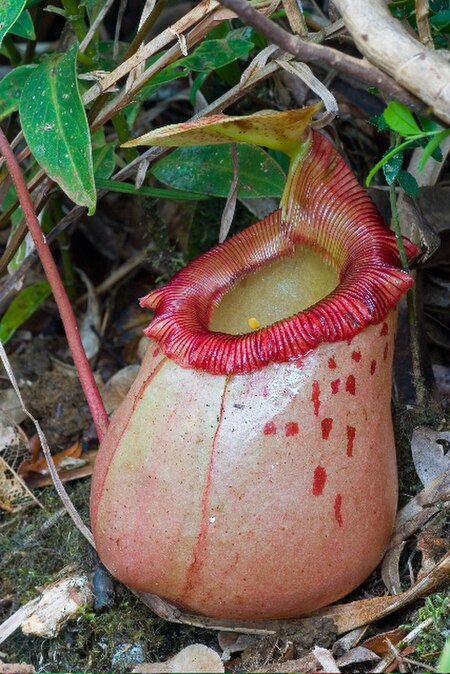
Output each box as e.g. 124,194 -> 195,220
263,421 -> 276,435
285,422 -> 299,437
346,425 -> 356,457
380,322 -> 389,336
331,379 -> 340,394
370,359 -> 377,375
321,418 -> 333,440
152,347 -> 160,357
312,380 -> 321,416
383,343 -> 389,361
312,466 -> 327,496
351,350 -> 361,362
345,374 -> 356,395
334,494 -> 343,527
328,357 -> 337,369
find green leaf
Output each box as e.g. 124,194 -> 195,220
9,9 -> 35,40
189,72 -> 208,107
397,170 -> 419,197
0,0 -> 27,47
93,143 -> 116,180
431,9 -> 450,26
19,43 -> 96,212
0,64 -> 36,121
382,150 -> 403,184
0,281 -> 51,344
368,113 -> 389,131
388,0 -> 414,17
418,129 -> 450,171
383,101 -> 422,136
178,37 -> 254,72
151,144 -> 286,198
96,178 -> 206,201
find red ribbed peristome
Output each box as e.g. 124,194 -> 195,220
141,131 -> 419,375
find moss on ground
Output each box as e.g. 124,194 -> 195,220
0,479 -> 215,673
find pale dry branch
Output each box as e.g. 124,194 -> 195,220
332,0 -> 450,125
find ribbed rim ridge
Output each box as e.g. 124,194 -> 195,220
141,131 -> 419,375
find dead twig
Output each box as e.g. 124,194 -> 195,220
0,129 -> 108,441
216,0 -> 423,111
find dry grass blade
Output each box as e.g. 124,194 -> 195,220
219,143 -> 239,243
82,0 -> 221,106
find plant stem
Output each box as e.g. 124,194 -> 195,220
389,182 -> 426,406
3,36 -> 21,66
0,127 -> 108,441
112,113 -> 138,164
60,0 -> 96,61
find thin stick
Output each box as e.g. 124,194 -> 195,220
217,0 -> 422,110
0,128 -> 108,441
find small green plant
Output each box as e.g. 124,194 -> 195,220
389,0 -> 450,49
404,593 -> 450,665
367,100 -> 450,196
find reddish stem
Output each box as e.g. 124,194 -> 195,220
0,127 -> 108,441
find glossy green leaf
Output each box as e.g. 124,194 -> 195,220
0,64 -> 36,121
418,129 -> 450,171
0,281 -> 51,344
383,101 -> 422,136
0,0 -> 26,47
382,150 -> 403,185
96,178 -> 206,200
178,37 -> 254,72
20,43 -> 96,212
397,170 -> 419,197
151,144 -> 285,198
9,9 -> 35,39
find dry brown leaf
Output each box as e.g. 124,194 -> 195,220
362,628 -> 407,656
416,528 -> 448,581
332,627 -> 367,657
312,646 -> 340,672
77,268 -> 101,360
132,645 -> 224,673
0,413 -> 39,512
19,441 -> 82,477
335,645 -> 379,667
255,652 -> 320,673
102,365 -> 140,415
217,631 -> 258,661
411,427 -> 450,488
23,449 -> 97,489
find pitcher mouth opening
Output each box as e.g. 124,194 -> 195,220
140,132 -> 419,375
209,244 -> 339,335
